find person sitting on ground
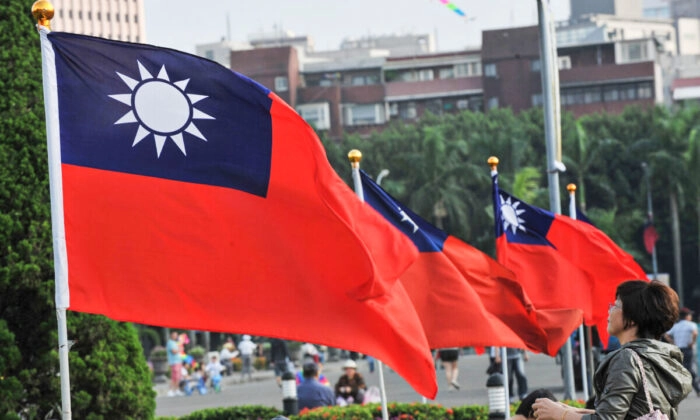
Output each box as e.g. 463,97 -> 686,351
297,361 -> 335,410
205,355 -> 225,392
296,357 -> 330,386
334,359 -> 366,406
513,389 -> 557,420
219,339 -> 238,376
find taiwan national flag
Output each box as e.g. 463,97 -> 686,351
39,30 -> 437,397
491,172 -> 646,346
361,172 -> 581,355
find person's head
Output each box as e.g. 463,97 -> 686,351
342,359 -> 357,377
211,355 -> 218,362
302,362 -> 318,379
611,280 -> 679,340
243,334 -> 251,341
170,331 -> 178,340
515,388 -> 556,419
680,307 -> 694,321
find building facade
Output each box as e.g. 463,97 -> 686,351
50,0 -> 146,43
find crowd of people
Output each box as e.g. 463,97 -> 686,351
161,280 -> 700,419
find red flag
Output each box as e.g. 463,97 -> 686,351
644,221 -> 659,254
42,32 -> 437,397
492,173 -> 647,347
361,172 -> 582,355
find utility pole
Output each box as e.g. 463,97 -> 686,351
536,0 -> 575,400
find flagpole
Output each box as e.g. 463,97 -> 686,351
642,162 -> 659,280
33,2 -> 72,419
348,150 -> 389,420
536,0 -> 576,401
567,184 -> 590,402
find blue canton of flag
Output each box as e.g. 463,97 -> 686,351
49,32 -> 272,197
360,171 -> 447,252
492,174 -> 556,247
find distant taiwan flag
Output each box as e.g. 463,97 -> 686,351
491,170 -> 646,346
361,171 -> 581,355
643,218 -> 660,254
39,30 -> 437,397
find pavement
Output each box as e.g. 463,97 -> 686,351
155,353 -> 700,419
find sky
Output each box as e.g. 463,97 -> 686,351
144,0 -> 571,54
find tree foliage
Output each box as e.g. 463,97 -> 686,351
322,104 -> 700,307
1,1 -> 155,417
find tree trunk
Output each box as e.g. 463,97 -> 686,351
670,192 -> 684,305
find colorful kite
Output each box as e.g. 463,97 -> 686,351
437,0 -> 467,17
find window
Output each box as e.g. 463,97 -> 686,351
638,83 -> 653,99
531,59 -> 541,72
204,50 -> 214,60
603,86 -> 619,102
620,42 -> 648,62
274,76 -> 289,92
439,68 -> 454,79
297,103 -> 331,130
418,69 -> 434,81
457,99 -> 469,110
558,56 -> 572,70
469,62 -> 481,76
125,14 -> 129,23
343,103 -> 385,126
487,97 -> 499,110
399,102 -> 417,120
484,63 -> 497,78
389,103 -> 399,116
532,93 -> 543,107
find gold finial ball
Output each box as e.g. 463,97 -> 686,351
567,183 -> 577,192
348,149 -> 362,164
487,156 -> 499,170
32,0 -> 55,27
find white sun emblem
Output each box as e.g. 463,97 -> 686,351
499,194 -> 527,234
109,61 -> 214,157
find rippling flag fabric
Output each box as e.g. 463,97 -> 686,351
361,172 -> 581,355
492,172 -> 646,346
39,30 -> 437,397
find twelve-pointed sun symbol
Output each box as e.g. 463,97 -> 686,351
499,194 -> 527,234
109,61 -> 214,157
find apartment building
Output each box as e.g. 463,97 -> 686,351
50,0 -> 146,43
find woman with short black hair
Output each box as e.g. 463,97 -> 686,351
533,280 -> 692,420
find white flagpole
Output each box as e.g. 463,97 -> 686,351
347,150 -> 389,420
567,184 -> 590,402
501,347 -> 511,419
34,3 -> 72,418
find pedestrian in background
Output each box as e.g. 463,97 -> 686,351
238,334 -> 257,382
665,307 -> 700,396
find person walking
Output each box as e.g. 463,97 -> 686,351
238,335 -> 257,382
269,338 -> 291,387
665,306 -> 700,396
494,347 -> 528,401
438,347 -> 461,390
532,280 -> 693,420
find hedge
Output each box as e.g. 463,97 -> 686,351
156,400 -> 587,420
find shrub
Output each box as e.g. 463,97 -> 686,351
179,405 -> 283,420
149,345 -> 168,362
254,356 -> 267,370
189,345 -> 206,363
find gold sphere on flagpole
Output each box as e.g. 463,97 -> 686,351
567,183 -> 577,192
487,156 -> 499,171
348,149 -> 362,168
32,0 -> 54,29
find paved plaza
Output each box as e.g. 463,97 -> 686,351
155,352 -> 700,419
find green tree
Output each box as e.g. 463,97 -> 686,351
0,1 -> 155,417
